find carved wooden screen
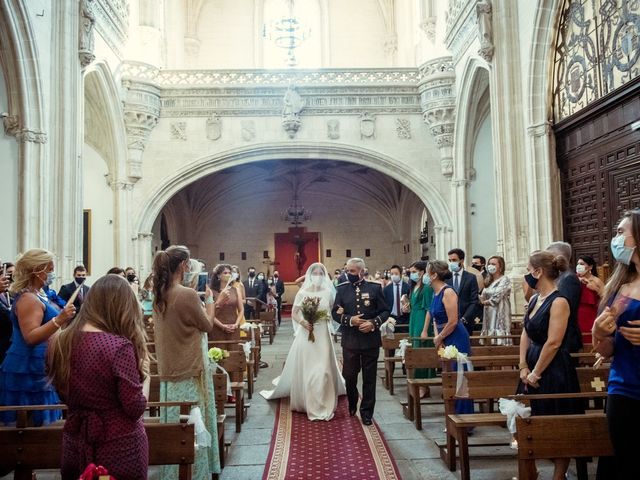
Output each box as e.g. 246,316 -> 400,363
555,81 -> 640,265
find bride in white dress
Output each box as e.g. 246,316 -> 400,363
260,263 -> 346,421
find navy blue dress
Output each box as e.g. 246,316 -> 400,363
431,285 -> 473,414
0,292 -> 62,425
516,291 -> 582,415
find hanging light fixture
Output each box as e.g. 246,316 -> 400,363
281,168 -> 311,225
263,0 -> 311,67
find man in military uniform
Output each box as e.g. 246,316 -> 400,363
332,258 -> 390,425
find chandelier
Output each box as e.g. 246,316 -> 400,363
263,0 -> 310,67
281,191 -> 311,225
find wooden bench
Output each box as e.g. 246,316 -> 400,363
208,339 -> 255,399
213,373 -> 228,468
403,347 -> 443,430
441,368 -> 609,480
256,310 -> 277,345
516,413 -> 613,480
381,333 -> 409,395
218,350 -> 248,433
0,402 -> 196,480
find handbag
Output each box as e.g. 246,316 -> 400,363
79,463 -> 115,480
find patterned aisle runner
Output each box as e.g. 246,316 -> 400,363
263,397 -> 402,480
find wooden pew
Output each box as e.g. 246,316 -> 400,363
516,413 -> 613,480
0,402 -> 196,480
213,373 -> 228,468
256,310 -> 276,345
208,339 -> 255,399
441,368 -> 609,480
218,350 -> 248,433
403,347 -> 442,430
381,333 -> 409,395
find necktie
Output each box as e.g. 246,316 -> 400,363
78,286 -> 84,303
395,284 -> 401,317
454,273 -> 460,291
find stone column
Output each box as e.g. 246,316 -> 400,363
109,180 -> 134,268
50,1 -> 84,281
433,224 -> 453,259
122,77 -> 160,182
136,231 -> 154,281
418,57 -> 456,178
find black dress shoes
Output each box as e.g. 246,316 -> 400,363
362,417 -> 373,426
349,407 -> 357,417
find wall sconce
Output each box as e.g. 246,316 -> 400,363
470,203 -> 476,216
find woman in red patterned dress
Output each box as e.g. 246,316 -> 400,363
48,274 -> 150,479
575,255 -> 604,344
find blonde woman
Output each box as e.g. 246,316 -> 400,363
48,275 -> 149,479
0,249 -> 76,426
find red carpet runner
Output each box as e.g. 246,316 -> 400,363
263,397 -> 401,479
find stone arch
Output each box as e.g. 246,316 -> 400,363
451,57 -> 492,250
134,142 -> 454,268
83,61 -> 128,182
524,0 -> 564,247
0,0 -> 47,250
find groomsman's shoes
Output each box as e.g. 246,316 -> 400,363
361,417 -> 373,426
349,407 -> 357,417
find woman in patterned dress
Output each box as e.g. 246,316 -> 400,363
479,256 -> 512,344
48,274 -> 149,479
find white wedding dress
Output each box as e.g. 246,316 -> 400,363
260,284 -> 346,421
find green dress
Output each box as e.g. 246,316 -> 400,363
159,334 -> 221,478
409,284 -> 436,379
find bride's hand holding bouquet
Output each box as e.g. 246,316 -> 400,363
300,296 -> 329,342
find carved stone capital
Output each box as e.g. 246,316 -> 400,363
2,114 -> 47,143
108,180 -> 134,192
79,0 -> 96,68
527,121 -> 553,138
418,57 -> 456,177
420,17 -> 437,42
138,231 -> 154,240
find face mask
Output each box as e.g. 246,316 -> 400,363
471,264 -> 482,271
611,234 -> 636,266
274,274 -> 279,278
575,264 -> 587,275
268,279 -> 273,285
231,272 -> 239,281
448,262 -> 461,273
486,265 -> 497,275
524,272 -> 538,290
44,272 -> 55,286
390,274 -> 401,284
422,274 -> 432,286
409,272 -> 420,282
221,273 -> 231,282
126,273 -> 136,282
248,271 -> 256,278
311,276 -> 323,287
75,276 -> 86,285
347,273 -> 360,283
257,275 -> 264,281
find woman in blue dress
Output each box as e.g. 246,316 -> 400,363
592,209 -> 640,479
0,249 -> 76,426
421,260 -> 473,415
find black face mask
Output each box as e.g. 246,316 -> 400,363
524,272 -> 538,290
347,273 -> 360,283
471,264 -> 482,271
127,274 -> 136,282
75,277 -> 86,285
248,271 -> 256,278
274,274 -> 279,279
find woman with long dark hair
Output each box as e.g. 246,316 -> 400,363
151,245 -> 220,479
408,260 -> 435,396
48,274 -> 149,479
209,263 -> 242,341
575,254 -> 603,344
592,209 -> 640,479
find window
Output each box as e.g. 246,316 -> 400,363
365,249 -> 371,257
241,252 -> 247,260
326,249 -> 332,257
346,249 -> 351,258
219,252 -> 225,261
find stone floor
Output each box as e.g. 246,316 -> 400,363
4,318 -> 599,480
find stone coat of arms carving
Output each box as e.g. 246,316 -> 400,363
360,113 -> 376,139
206,114 -> 221,141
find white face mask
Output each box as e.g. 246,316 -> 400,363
486,265 -> 497,275
576,264 -> 587,275
311,275 -> 323,287
390,274 -> 401,284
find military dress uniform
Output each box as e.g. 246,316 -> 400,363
331,278 -> 390,422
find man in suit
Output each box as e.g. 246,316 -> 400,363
243,267 -> 265,319
272,270 -> 285,325
336,263 -> 348,284
59,265 -> 90,311
383,264 -> 410,333
446,249 -> 480,336
332,258 -> 390,425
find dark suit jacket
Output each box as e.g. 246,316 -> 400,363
332,280 -> 390,350
337,272 -> 348,284
243,278 -> 267,303
58,281 -> 89,310
446,270 -> 480,326
383,281 -> 410,325
557,271 -> 583,353
274,279 -> 285,297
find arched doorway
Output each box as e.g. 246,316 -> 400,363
133,143 -> 452,277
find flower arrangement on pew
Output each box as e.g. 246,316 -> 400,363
208,347 -> 229,363
438,345 -> 460,360
438,345 -> 474,397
